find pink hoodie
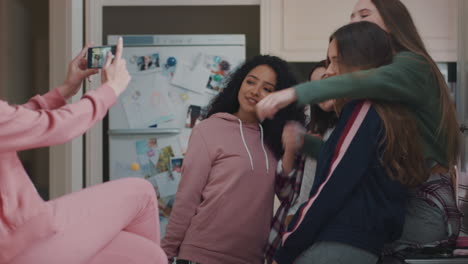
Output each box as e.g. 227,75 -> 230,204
162,113 -> 279,264
0,85 -> 116,263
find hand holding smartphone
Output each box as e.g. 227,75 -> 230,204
87,45 -> 117,69
100,37 -> 131,96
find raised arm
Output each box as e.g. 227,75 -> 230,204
0,37 -> 130,153
294,52 -> 430,106
275,122 -> 305,201
21,89 -> 67,111
0,85 -> 116,152
22,42 -> 99,111
257,52 -> 431,121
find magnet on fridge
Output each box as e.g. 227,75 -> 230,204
131,163 -> 140,171
167,57 -> 177,67
213,74 -> 223,82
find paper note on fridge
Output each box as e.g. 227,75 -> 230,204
150,171 -> 181,198
171,60 -> 211,94
121,74 -> 176,128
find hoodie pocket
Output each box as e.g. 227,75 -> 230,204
190,195 -> 225,233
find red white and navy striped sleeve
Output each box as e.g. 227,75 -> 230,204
274,101 -> 382,263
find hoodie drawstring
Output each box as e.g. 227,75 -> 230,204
238,119 -> 269,173
259,124 -> 269,173
239,119 -> 254,171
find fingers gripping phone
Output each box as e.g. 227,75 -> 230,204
87,45 -> 117,69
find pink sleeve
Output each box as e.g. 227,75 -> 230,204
0,84 -> 117,152
161,127 -> 212,259
22,88 -> 67,110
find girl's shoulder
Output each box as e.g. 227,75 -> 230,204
394,51 -> 428,66
339,100 -> 381,126
340,100 -> 372,116
395,50 -> 419,57
192,114 -> 240,138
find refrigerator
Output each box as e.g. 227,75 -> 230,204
106,34 -> 246,237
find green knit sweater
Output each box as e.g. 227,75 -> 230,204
297,51 -> 447,167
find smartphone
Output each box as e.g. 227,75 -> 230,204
87,45 -> 117,69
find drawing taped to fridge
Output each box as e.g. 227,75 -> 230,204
107,35 -> 246,237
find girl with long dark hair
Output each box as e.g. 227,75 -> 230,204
274,21 -> 426,264
265,61 -> 338,263
258,0 -> 462,255
161,55 -> 304,264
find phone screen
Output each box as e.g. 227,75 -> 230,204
87,45 -> 117,69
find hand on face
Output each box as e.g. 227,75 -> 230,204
101,37 -> 131,96
60,43 -> 99,99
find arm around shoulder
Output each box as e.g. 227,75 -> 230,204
294,52 -> 431,107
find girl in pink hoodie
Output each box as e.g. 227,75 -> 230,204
162,55 -> 305,264
2,38 -> 167,264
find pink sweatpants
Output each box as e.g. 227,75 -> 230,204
9,178 -> 167,264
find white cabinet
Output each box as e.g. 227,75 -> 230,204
262,0 -> 457,62
401,0 -> 457,62
262,0 -> 356,62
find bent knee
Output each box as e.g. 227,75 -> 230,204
117,178 -> 156,198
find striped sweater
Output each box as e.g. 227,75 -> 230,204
274,100 -> 408,263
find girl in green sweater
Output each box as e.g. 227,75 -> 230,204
257,0 -> 462,255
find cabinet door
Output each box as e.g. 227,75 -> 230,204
263,0 -> 355,62
263,0 -> 457,62
401,0 -> 457,62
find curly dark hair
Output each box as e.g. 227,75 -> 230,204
307,60 -> 338,136
206,55 -> 306,159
